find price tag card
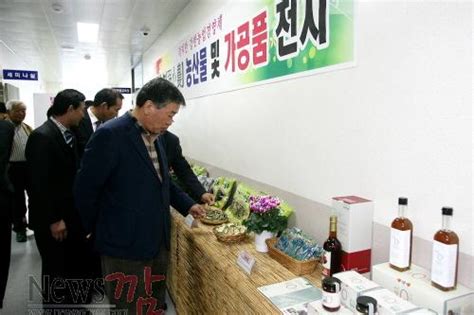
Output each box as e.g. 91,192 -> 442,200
237,250 -> 255,275
184,214 -> 198,228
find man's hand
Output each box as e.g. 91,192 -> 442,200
50,220 -> 67,241
189,204 -> 206,218
200,193 -> 215,205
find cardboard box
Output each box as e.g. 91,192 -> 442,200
333,270 -> 381,312
307,300 -> 352,315
332,196 -> 373,274
364,288 -> 419,315
372,263 -> 474,315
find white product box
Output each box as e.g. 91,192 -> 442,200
307,300 -> 352,315
408,309 -> 438,314
333,270 -> 381,312
332,196 -> 374,274
364,288 -> 419,315
372,263 -> 474,315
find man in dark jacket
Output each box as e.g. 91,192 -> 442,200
25,89 -> 95,311
73,88 -> 122,158
0,104 -> 14,308
74,78 -> 205,313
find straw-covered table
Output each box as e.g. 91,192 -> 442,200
167,210 -> 322,314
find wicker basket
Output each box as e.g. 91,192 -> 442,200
200,217 -> 228,225
201,206 -> 228,225
213,227 -> 247,243
265,238 -> 319,275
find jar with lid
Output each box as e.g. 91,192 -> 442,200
356,296 -> 378,315
322,277 -> 341,312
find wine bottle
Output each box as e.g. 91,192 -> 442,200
431,207 -> 459,291
389,197 -> 413,271
322,215 -> 342,279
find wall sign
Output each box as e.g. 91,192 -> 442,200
155,0 -> 354,99
3,69 -> 38,81
112,87 -> 132,94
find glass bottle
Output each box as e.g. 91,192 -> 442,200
322,215 -> 342,279
389,197 -> 413,271
356,296 -> 378,315
431,207 -> 459,291
322,277 -> 341,312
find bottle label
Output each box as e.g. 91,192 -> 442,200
431,240 -> 457,287
389,228 -> 411,268
322,291 -> 341,309
322,251 -> 331,277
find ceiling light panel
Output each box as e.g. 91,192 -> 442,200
77,22 -> 99,43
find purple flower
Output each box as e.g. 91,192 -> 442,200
249,195 -> 281,214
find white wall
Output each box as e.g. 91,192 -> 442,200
143,1 -> 473,256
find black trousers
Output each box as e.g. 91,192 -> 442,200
34,227 -> 102,311
8,162 -> 29,232
0,190 -> 12,308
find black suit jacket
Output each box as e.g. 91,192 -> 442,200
25,119 -> 83,236
162,131 -> 206,202
72,110 -> 93,159
0,120 -> 14,219
0,120 -> 14,193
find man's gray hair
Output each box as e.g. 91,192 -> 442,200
6,100 -> 26,111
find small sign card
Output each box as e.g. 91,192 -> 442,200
184,214 -> 198,228
237,250 -> 255,275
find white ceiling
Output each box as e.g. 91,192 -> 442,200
0,0 -> 190,86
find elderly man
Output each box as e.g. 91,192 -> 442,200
6,100 -> 33,242
74,78 -> 205,314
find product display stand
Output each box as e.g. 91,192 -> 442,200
167,210 -> 323,314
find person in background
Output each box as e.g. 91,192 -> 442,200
73,88 -> 123,158
84,100 -> 94,108
6,100 -> 32,242
0,110 -> 14,309
162,130 -> 215,204
0,102 -> 8,120
74,78 -> 205,313
26,89 -> 92,311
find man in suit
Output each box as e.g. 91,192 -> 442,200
162,130 -> 215,204
6,100 -> 33,242
0,103 -> 14,309
74,88 -> 123,158
25,89 -> 93,311
74,78 -> 205,314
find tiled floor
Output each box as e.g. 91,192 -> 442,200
1,233 -> 176,315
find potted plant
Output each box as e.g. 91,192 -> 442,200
243,195 -> 289,252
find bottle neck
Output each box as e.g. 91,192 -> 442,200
329,218 -> 337,238
442,214 -> 452,231
398,204 -> 407,218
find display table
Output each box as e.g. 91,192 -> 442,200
167,210 -> 322,314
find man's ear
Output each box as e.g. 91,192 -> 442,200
67,105 -> 74,112
143,101 -> 154,115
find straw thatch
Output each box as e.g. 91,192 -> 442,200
167,210 -> 323,314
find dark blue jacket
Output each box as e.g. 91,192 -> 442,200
74,112 -> 195,260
